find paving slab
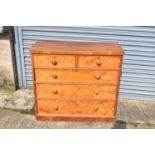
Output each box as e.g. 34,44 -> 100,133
0,108 -> 155,129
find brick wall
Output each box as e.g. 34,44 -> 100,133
0,32 -> 16,89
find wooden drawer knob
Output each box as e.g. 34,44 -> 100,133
52,90 -> 58,94
52,59 -> 57,65
53,106 -> 59,111
95,90 -> 99,95
96,59 -> 101,66
96,74 -> 101,80
94,106 -> 99,112
52,74 -> 58,79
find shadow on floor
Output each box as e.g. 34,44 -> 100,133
111,120 -> 127,129
29,106 -> 35,114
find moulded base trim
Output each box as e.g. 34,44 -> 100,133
36,114 -> 116,122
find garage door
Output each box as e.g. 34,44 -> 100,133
14,26 -> 155,101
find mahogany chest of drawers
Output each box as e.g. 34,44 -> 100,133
30,41 -> 123,121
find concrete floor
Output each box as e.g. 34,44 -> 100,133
0,108 -> 155,129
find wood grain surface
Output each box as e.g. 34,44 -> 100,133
37,100 -> 115,116
35,69 -> 119,85
30,41 -> 123,55
36,115 -> 115,122
30,41 -> 124,122
33,55 -> 75,68
36,84 -> 116,100
79,56 -> 121,69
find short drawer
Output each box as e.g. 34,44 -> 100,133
78,56 -> 121,69
37,100 -> 115,116
33,55 -> 75,68
35,69 -> 119,85
36,84 -> 116,100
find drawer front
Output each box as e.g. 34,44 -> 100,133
35,69 -> 119,85
78,56 -> 121,69
33,55 -> 75,68
37,100 -> 115,116
36,84 -> 116,100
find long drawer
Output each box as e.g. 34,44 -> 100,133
36,84 -> 117,100
35,69 -> 119,85
37,100 -> 115,116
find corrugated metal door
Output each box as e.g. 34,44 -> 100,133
14,26 -> 155,101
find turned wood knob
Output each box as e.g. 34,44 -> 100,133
96,74 -> 101,80
95,90 -> 99,95
53,106 -> 59,111
52,89 -> 58,94
96,59 -> 101,66
94,106 -> 99,111
52,74 -> 57,79
52,59 -> 57,65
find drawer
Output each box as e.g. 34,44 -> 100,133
35,69 -> 119,85
33,55 -> 75,68
78,56 -> 121,69
37,100 -> 115,116
36,84 -> 116,100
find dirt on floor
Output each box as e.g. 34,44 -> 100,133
0,108 -> 155,129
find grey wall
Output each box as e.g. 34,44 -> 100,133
14,26 -> 155,101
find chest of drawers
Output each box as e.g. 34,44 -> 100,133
30,41 -> 123,122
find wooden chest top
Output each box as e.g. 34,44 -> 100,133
30,41 -> 124,122
30,41 -> 123,55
